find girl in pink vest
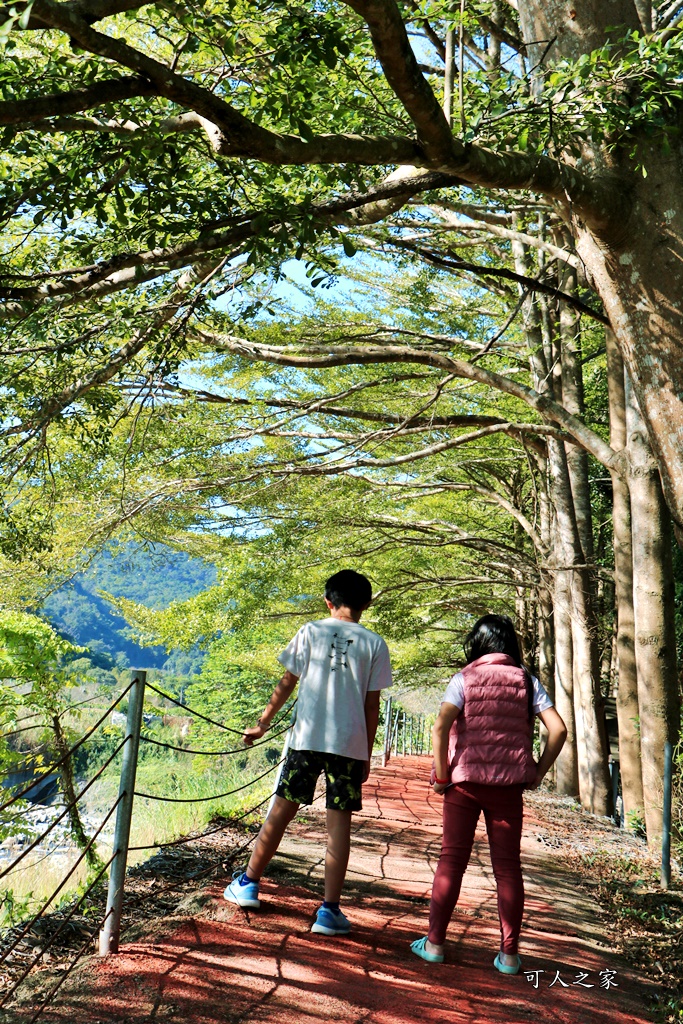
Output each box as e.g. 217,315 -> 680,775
411,614 -> 567,973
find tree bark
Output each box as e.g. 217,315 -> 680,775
513,0 -> 683,542
605,329 -> 644,827
559,269 -> 594,563
51,715 -> 101,869
626,379 -> 680,845
548,437 -> 612,814
552,564 -> 579,795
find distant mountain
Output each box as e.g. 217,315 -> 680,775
43,543 -> 215,671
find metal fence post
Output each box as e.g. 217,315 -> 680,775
99,670 -> 146,956
382,695 -> 393,767
661,740 -> 673,890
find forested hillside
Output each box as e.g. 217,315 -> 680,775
42,544 -> 215,672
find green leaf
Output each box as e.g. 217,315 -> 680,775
341,234 -> 357,258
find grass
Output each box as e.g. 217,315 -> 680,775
0,726 -> 283,928
564,846 -> 683,1023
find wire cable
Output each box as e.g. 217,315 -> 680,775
0,736 -> 128,880
0,795 -> 122,967
143,683 -> 252,735
144,683 -> 296,738
1,691 -> 129,741
1,855 -> 115,1012
0,681 -> 134,814
129,791 -> 273,852
25,925 -> 104,1024
134,759 -> 283,804
138,721 -> 290,756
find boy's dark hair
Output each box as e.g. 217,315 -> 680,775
325,569 -> 372,611
463,614 -> 534,722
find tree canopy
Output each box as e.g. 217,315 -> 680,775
3,0 -> 683,542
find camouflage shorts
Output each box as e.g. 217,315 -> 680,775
276,748 -> 364,812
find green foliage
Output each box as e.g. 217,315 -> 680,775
0,888 -> 33,928
42,542 -> 214,668
0,608 -> 83,713
4,0 -> 680,506
462,31 -> 683,162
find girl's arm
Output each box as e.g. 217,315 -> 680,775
528,707 -> 567,789
431,701 -> 461,794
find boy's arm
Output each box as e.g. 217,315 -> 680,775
243,670 -> 299,747
362,690 -> 381,781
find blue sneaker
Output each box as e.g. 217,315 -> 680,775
223,870 -> 260,909
310,905 -> 351,935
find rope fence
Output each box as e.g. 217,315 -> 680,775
0,680 -> 135,814
2,692 -> 119,741
0,671 -> 298,1021
139,721 -> 291,756
381,695 -> 429,765
144,681 -> 249,735
0,673 -> 423,1021
0,736 -> 129,881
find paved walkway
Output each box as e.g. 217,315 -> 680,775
33,757 -> 656,1023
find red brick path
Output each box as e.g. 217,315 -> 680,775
30,757 -> 657,1023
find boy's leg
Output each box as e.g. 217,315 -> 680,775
324,808 -> 353,902
246,796 -> 299,880
321,753 -> 364,903
238,750 -> 320,889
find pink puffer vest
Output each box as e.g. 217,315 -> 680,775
448,652 -> 536,786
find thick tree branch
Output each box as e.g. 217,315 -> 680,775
196,332 -> 623,474
431,208 -> 582,270
3,260 -> 221,444
1,0 -> 150,29
477,14 -> 527,55
32,0 -> 424,166
0,77 -> 154,125
404,0 -> 446,60
0,171 -> 458,313
389,239 -> 608,323
343,0 -> 454,161
146,379 -> 557,450
29,0 -> 632,238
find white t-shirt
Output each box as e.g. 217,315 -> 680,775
443,671 -> 553,715
278,618 -> 393,761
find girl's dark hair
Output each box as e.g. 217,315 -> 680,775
463,614 -> 534,722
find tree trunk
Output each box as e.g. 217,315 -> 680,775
536,456 -> 555,700
559,270 -> 594,563
605,330 -> 644,827
626,380 -> 680,846
576,210 -> 683,544
514,2 -> 683,541
512,237 -> 580,792
552,565 -> 579,795
548,437 -> 612,814
51,715 -> 102,869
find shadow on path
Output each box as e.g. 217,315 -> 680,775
12,757 -> 657,1024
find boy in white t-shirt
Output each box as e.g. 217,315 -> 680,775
223,569 -> 392,935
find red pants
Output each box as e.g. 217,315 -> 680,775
427,782 -> 525,954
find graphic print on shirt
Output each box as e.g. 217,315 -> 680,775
329,633 -> 354,672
